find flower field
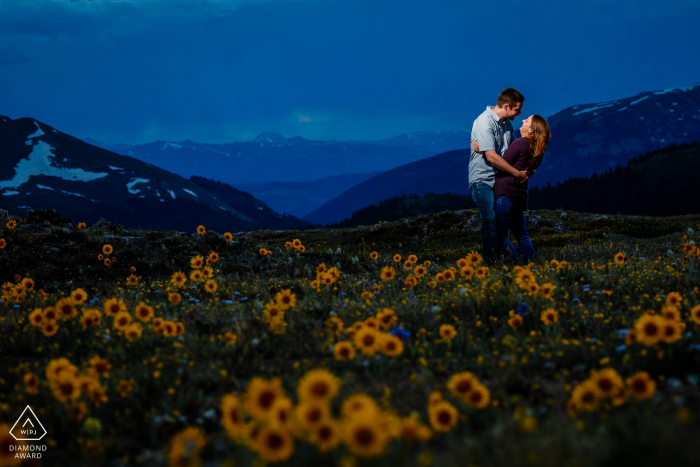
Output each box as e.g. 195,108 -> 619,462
1,208 -> 700,466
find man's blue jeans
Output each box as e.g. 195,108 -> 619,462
471,183 -> 500,262
496,195 -> 535,263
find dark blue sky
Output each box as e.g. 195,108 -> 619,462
2,0 -> 699,145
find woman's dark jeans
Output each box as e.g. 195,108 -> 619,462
496,195 -> 535,263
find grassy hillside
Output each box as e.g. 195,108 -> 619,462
1,208 -> 700,466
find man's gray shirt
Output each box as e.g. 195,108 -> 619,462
469,106 -> 515,189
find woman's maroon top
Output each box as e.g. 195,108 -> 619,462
494,137 -> 532,211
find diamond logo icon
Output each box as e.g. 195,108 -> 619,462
9,406 -> 47,441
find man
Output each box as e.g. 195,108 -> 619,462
469,88 -> 529,263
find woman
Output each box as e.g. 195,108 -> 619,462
472,115 -> 551,262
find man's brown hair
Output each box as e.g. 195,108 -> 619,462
496,88 -> 525,108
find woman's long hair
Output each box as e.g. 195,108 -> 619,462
527,115 -> 551,172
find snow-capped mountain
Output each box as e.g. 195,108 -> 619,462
537,82 -> 700,186
0,116 -> 310,232
87,134 -> 442,185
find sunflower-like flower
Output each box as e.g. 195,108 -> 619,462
125,274 -> 138,286
380,266 -> 396,281
244,377 -> 285,422
428,400 -> 458,433
113,311 -> 133,331
665,292 -> 683,308
103,298 -> 126,317
626,372 -> 656,400
29,308 -> 44,327
400,415 -> 432,442
297,368 -> 342,404
589,368 -> 624,398
24,372 -> 39,394
263,301 -> 284,323
467,251 -> 482,266
375,308 -> 397,330
275,289 -> 296,310
634,314 -> 664,346
221,393 -> 246,439
380,333 -> 404,357
168,293 -> 182,304
87,356 -> 112,377
251,424 -> 294,463
69,288 -> 87,305
508,314 -> 523,329
167,426 -> 207,467
353,327 -> 381,356
171,271 -> 186,287
475,266 -> 489,279
334,341 -> 356,361
295,401 -> 330,431
196,225 -> 206,235
465,382 -> 490,408
570,379 -> 600,413
134,302 -> 154,322
56,297 -> 78,320
613,252 -> 626,265
342,414 -> 390,458
660,319 -> 684,343
446,371 -> 479,401
539,282 -> 557,299
102,244 -> 113,255
204,279 -> 218,293
341,393 -> 380,419
310,419 -> 341,452
439,324 -> 457,342
370,251 -> 379,260
540,308 -> 559,326
50,370 -> 81,403
690,305 -> 700,325
20,277 -> 35,291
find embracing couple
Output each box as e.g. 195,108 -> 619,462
468,88 -> 552,264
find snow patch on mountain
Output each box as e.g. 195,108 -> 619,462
163,143 -> 183,150
36,184 -> 54,190
3,191 -> 19,196
61,190 -> 85,197
573,103 -> 616,116
654,83 -> 700,95
109,166 -> 124,170
167,189 -> 176,199
0,141 -> 108,189
126,178 -> 149,194
631,95 -> 649,105
183,188 -> 198,197
27,122 -> 45,139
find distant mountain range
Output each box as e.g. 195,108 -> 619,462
0,116 -> 310,232
303,81 -> 700,225
82,131 -> 472,217
86,134 -> 439,186
235,172 -> 383,218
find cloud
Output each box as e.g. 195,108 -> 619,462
296,114 -> 312,123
